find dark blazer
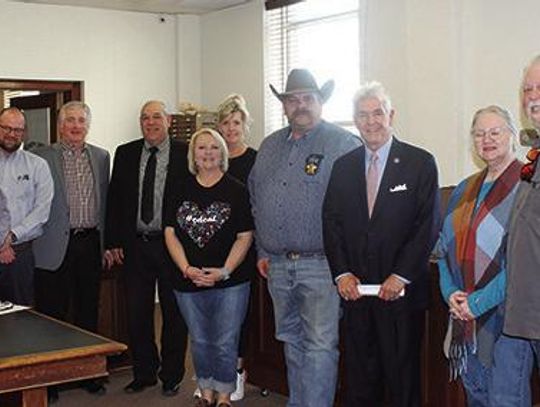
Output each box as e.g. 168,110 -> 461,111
33,143 -> 110,270
105,137 -> 188,252
322,138 -> 439,308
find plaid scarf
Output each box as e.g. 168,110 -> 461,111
437,159 -> 520,379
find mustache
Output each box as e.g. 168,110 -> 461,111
292,109 -> 313,119
527,100 -> 540,115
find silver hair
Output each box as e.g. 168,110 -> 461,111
470,105 -> 518,136
353,81 -> 393,114
522,54 -> 540,89
58,101 -> 92,128
187,128 -> 229,175
140,100 -> 170,117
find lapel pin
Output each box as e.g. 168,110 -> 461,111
393,157 -> 400,164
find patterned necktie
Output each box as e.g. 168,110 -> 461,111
366,152 -> 379,217
141,146 -> 158,224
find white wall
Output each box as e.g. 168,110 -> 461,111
199,1 -> 265,144
3,0 -> 539,186
200,0 -> 540,186
176,14 -> 202,106
0,0 -> 178,155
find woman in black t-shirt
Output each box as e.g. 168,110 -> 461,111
164,128 -> 254,407
217,94 -> 257,184
214,94 -> 257,401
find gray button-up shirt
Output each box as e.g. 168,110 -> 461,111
137,137 -> 170,232
0,148 -> 53,243
249,120 -> 361,257
0,186 -> 10,245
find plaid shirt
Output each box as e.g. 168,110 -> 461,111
61,143 -> 97,228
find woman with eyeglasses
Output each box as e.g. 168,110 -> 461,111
436,105 -> 533,406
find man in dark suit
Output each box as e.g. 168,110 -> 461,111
33,101 -> 110,399
105,100 -> 188,397
322,82 -> 438,407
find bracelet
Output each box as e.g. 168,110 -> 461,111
220,267 -> 231,281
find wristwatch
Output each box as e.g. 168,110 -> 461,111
220,267 -> 231,281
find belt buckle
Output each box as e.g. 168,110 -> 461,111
72,228 -> 85,236
140,232 -> 150,242
286,251 -> 300,260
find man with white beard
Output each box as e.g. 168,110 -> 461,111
504,55 -> 540,387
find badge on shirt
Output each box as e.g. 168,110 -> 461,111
305,154 -> 324,175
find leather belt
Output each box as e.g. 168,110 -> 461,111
70,227 -> 97,238
136,231 -> 163,242
285,251 -> 325,260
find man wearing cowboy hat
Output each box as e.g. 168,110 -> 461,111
248,69 -> 360,407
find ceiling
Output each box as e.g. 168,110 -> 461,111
9,0 -> 253,15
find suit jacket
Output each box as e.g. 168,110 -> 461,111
105,137 -> 188,253
33,142 -> 110,270
322,138 -> 439,308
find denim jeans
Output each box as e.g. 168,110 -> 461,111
461,334 -> 533,407
175,283 -> 250,394
267,255 -> 340,407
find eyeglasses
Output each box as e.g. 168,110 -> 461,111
0,124 -> 25,137
471,126 -> 508,140
523,83 -> 540,95
521,148 -> 540,182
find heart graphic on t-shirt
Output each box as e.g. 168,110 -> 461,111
176,201 -> 231,248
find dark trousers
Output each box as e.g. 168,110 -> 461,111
343,298 -> 424,407
35,229 -> 101,332
0,243 -> 34,306
124,236 -> 188,385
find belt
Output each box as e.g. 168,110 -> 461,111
136,231 -> 163,242
285,251 -> 325,260
70,227 -> 97,238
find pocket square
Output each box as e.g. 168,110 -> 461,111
389,183 -> 407,192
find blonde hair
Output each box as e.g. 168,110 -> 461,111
217,94 -> 252,137
187,128 -> 229,175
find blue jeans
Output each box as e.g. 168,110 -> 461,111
175,283 -> 250,394
267,255 -> 340,407
461,334 -> 533,407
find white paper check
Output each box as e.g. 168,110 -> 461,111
357,284 -> 405,297
0,302 -> 30,315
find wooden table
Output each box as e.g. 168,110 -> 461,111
0,309 -> 127,407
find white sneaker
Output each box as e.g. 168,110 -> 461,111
230,370 -> 246,401
193,387 -> 202,399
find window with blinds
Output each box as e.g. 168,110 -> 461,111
264,0 -> 364,135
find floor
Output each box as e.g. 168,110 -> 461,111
53,367 -> 287,407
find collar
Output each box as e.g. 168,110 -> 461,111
365,135 -> 393,163
286,120 -> 324,142
60,141 -> 87,154
144,136 -> 169,152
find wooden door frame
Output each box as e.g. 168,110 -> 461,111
0,79 -> 84,144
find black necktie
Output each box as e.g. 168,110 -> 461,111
141,146 -> 158,224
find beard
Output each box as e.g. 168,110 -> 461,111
0,139 -> 22,153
